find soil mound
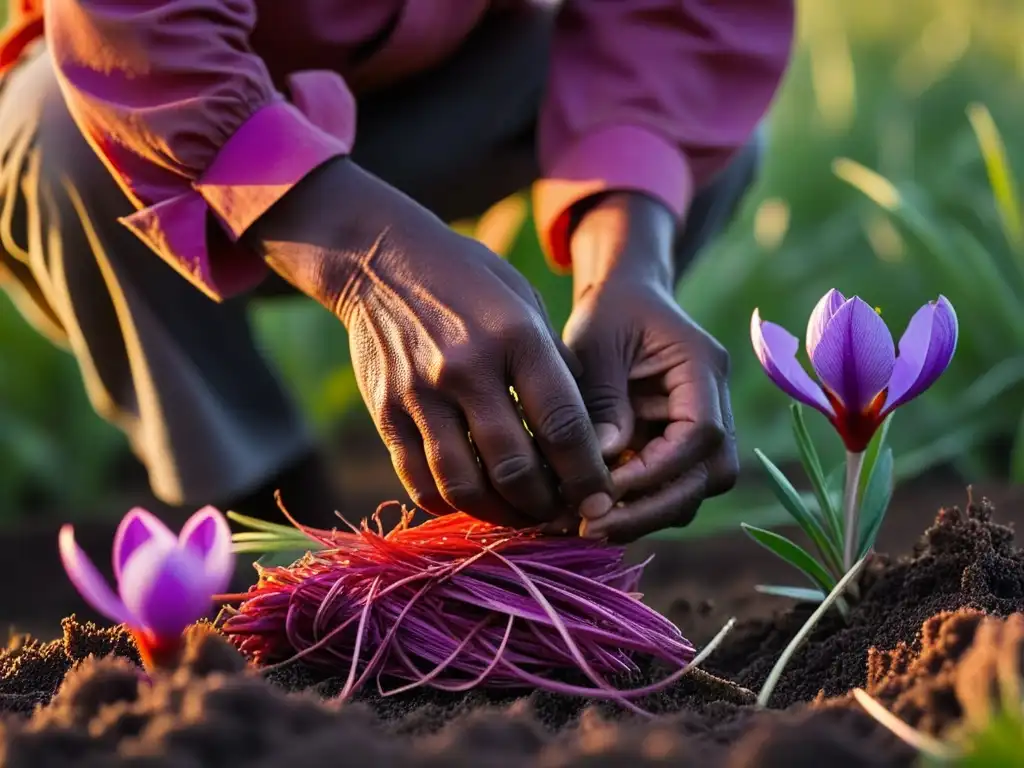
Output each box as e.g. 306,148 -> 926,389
0,496 -> 1020,767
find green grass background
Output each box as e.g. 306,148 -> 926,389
1,0 -> 1022,532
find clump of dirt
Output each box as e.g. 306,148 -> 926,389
0,496 -> 1020,767
705,497 -> 1024,706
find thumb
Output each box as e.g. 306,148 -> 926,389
575,346 -> 635,460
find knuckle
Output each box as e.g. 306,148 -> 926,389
489,453 -> 537,489
693,419 -> 727,452
583,382 -> 627,417
436,348 -> 480,391
504,316 -> 545,349
438,479 -> 487,511
534,402 -> 589,448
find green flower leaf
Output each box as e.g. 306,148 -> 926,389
741,523 -> 837,594
754,584 -> 827,603
753,449 -> 843,576
858,412 -> 894,502
790,403 -> 842,545
858,446 -> 894,557
758,555 -> 869,708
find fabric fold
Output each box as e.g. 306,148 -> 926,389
532,124 -> 694,271
122,98 -> 353,301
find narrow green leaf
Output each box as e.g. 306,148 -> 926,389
1010,411 -> 1024,484
858,412 -> 893,503
741,524 -> 837,594
225,510 -> 303,536
754,584 -> 826,602
753,449 -> 843,575
231,532 -> 312,546
858,447 -> 894,557
758,555 -> 869,708
966,103 -> 1024,254
826,462 -> 845,498
232,541 -> 316,555
790,404 -> 842,546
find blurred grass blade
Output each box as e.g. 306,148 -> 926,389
966,103 -> 1024,254
852,690 -> 958,761
790,404 -> 842,544
758,555 -> 868,708
1011,412 -> 1024,483
835,158 -> 1024,345
858,447 -> 894,557
741,523 -> 837,594
857,412 -> 893,506
754,585 -> 827,602
754,449 -> 843,573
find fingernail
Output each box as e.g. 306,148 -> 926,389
579,492 -> 613,520
578,517 -> 607,541
595,424 -> 620,453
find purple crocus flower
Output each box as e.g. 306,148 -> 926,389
751,290 -> 958,452
59,506 -> 234,668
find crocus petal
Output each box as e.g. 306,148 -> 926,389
59,525 -> 132,625
751,309 -> 835,416
809,297 -> 895,413
179,506 -> 235,595
883,296 -> 958,412
119,539 -> 214,639
112,507 -> 175,582
805,289 -> 847,360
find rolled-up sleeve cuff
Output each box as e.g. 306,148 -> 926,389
532,124 -> 694,273
120,99 -> 352,301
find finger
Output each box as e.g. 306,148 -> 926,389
496,261 -> 583,379
706,380 -> 740,498
412,401 -> 535,529
581,463 -> 710,544
384,411 -> 458,517
570,336 -> 635,460
510,338 -> 614,519
530,286 -> 585,379
459,385 -> 563,521
611,365 -> 724,496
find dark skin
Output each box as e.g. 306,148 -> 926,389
247,157 -> 738,542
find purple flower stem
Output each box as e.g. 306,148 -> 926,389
843,450 -> 866,571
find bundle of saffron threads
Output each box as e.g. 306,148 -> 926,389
219,504 -> 719,711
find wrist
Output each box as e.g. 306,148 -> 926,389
244,157 -> 428,325
568,192 -> 677,301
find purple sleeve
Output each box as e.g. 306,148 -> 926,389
44,0 -> 355,300
532,0 -> 796,270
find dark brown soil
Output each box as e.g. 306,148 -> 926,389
3,491 -> 1024,767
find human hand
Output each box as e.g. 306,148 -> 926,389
563,193 -> 738,542
252,159 -> 614,528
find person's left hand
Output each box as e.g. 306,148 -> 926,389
561,194 -> 739,542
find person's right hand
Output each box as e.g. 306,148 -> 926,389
249,159 -> 614,528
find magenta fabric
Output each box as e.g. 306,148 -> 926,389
40,0 -> 795,298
